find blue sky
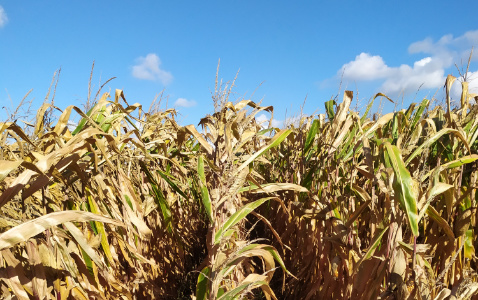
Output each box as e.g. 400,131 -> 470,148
1,1 -> 478,127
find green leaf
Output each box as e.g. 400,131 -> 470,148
365,226 -> 389,261
139,161 -> 172,231
405,128 -> 470,165
384,143 -> 419,237
124,194 -> 134,210
303,119 -> 319,154
225,243 -> 293,279
99,112 -> 123,133
361,101 -> 374,124
195,266 -> 210,300
465,229 -> 475,259
417,183 -> 453,222
301,168 -> 315,190
404,103 -> 417,120
421,155 -> 478,182
391,113 -> 399,141
217,274 -> 269,300
262,245 -> 292,276
409,99 -> 429,133
86,190 -> 115,265
217,288 -> 225,298
325,99 -> 336,121
198,156 -> 213,223
353,225 -> 389,274
236,129 -> 292,173
71,103 -> 98,135
337,124 -> 357,159
63,222 -> 106,270
157,169 -> 188,200
214,197 -> 273,245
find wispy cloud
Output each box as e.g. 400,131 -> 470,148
333,30 -> 478,96
408,30 -> 478,63
0,6 -> 8,28
174,98 -> 197,108
132,53 -> 173,85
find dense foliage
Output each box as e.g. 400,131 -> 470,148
1,74 -> 478,299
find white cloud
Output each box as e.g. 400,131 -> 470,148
466,72 -> 478,94
335,30 -> 478,96
450,71 -> 478,101
256,114 -> 268,125
132,53 -> 173,85
174,98 -> 197,108
271,119 -> 283,128
0,6 -> 8,28
340,53 -> 391,80
256,113 -> 282,128
67,121 -> 77,132
338,53 -> 446,95
381,57 -> 446,95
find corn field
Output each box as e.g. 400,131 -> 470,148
1,74 -> 478,299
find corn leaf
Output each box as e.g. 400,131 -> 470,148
238,183 -> 308,194
406,128 -> 470,165
465,229 -> 475,259
196,266 -> 211,300
417,183 -> 453,222
0,160 -> 22,183
421,155 -> 478,182
86,192 -> 115,266
353,225 -> 389,274
325,99 -> 335,121
0,211 -> 123,251
409,98 -> 429,133
214,197 -> 273,245
217,274 -> 270,300
303,119 -> 319,154
237,129 -> 292,173
198,155 -> 213,223
426,206 -> 455,240
384,143 -> 419,236
184,124 -> 213,156
139,160 -> 172,230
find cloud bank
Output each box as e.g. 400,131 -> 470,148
0,6 -> 8,28
336,30 -> 478,96
174,98 -> 197,108
132,53 -> 173,85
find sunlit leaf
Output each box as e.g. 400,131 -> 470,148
384,143 -> 419,236
0,211 -> 124,251
236,129 -> 292,173
214,198 -> 273,245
